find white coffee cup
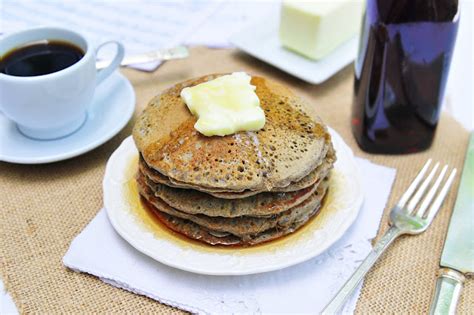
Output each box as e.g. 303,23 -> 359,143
0,27 -> 124,140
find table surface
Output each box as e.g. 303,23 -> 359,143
1,1 -> 473,313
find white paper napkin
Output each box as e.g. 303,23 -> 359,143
64,158 -> 395,314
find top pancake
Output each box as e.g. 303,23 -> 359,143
133,74 -> 332,192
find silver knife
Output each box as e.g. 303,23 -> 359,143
429,132 -> 474,315
96,45 -> 189,69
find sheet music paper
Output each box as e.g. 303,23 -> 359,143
186,1 -> 279,48
0,0 -> 222,71
1,0 -> 281,71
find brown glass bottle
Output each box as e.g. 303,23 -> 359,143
352,0 -> 459,154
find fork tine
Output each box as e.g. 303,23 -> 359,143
406,162 -> 440,213
415,165 -> 448,217
425,168 -> 457,222
398,159 -> 432,207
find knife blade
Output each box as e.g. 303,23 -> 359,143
429,132 -> 474,315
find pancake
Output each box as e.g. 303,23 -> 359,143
133,74 -> 333,193
138,173 -> 328,236
142,168 -> 330,217
152,211 -> 241,246
150,202 -> 322,246
132,73 -> 337,247
138,142 -> 335,199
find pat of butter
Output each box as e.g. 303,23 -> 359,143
279,0 -> 364,60
180,72 -> 265,137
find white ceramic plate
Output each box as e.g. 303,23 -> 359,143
104,128 -> 363,276
0,72 -> 135,164
230,16 -> 358,84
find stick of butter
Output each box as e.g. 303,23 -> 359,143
279,0 -> 364,60
180,72 -> 265,137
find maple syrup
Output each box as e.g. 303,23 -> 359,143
352,0 -> 459,154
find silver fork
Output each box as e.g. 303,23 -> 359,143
322,159 -> 457,314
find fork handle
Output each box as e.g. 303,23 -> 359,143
322,226 -> 402,314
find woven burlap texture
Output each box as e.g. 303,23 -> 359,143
0,47 -> 471,314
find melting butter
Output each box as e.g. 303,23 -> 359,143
180,72 -> 265,136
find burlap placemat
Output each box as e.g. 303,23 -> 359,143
0,47 -> 471,313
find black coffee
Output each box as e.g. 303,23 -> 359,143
0,40 -> 84,77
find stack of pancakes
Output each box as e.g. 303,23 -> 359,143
133,74 -> 336,246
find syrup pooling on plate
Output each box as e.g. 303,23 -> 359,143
124,157 -> 342,255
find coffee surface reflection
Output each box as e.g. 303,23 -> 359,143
0,40 -> 84,77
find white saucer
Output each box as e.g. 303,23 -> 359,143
230,15 -> 358,84
103,129 -> 363,276
0,72 -> 135,164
